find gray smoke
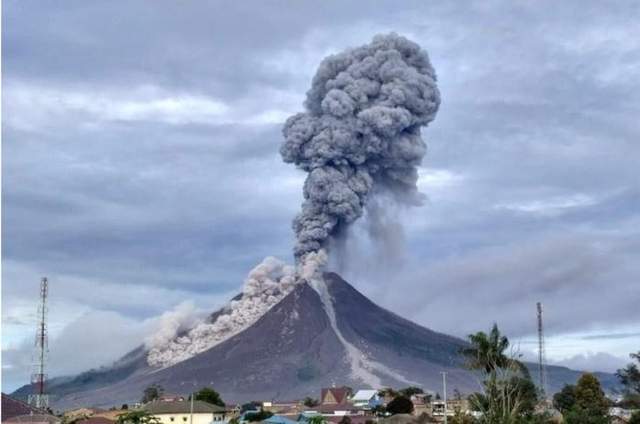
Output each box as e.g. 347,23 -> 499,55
280,33 -> 441,260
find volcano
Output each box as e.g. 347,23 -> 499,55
12,273 -> 619,409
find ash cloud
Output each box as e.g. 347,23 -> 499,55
281,33 -> 440,260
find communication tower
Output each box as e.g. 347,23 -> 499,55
28,277 -> 49,409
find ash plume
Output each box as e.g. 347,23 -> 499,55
145,34 -> 440,371
281,33 -> 441,260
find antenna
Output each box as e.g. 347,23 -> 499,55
28,277 -> 49,409
536,302 -> 548,397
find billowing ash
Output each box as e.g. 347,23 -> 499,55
281,33 -> 440,260
146,34 -> 440,376
148,256 -> 296,367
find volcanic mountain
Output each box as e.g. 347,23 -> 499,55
13,273 -> 619,408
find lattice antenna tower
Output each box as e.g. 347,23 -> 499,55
536,301 -> 548,397
28,277 -> 49,409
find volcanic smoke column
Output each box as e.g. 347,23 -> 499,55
281,33 -> 441,262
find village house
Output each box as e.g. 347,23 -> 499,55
144,399 -> 227,424
320,388 -> 351,405
350,390 -> 382,410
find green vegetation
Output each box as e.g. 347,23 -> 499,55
377,387 -> 399,398
338,416 -> 352,424
141,384 -> 164,403
629,411 -> 640,424
243,408 -> 273,422
385,395 -> 414,415
398,386 -> 424,397
303,397 -> 319,407
617,350 -> 640,407
463,323 -> 546,423
306,416 -> 327,424
241,402 -> 262,413
190,387 -> 225,407
551,373 -> 609,424
552,384 -> 576,414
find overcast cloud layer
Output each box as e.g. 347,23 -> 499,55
2,0 -> 639,391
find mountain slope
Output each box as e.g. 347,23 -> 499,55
12,273 -> 620,408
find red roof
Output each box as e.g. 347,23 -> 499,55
1,393 -> 49,422
320,388 -> 350,405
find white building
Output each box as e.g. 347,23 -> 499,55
144,400 -> 227,424
350,390 -> 381,409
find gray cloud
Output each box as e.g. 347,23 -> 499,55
3,0 -> 640,391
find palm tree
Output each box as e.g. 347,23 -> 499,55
461,323 -> 530,378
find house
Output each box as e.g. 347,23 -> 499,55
1,393 -> 59,424
350,390 -> 381,410
144,399 -> 227,424
320,388 -> 351,405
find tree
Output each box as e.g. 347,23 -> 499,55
629,411 -> 640,424
562,373 -> 609,424
462,323 -> 529,378
303,397 -> 319,407
121,404 -> 129,410
378,388 -> 399,399
617,351 -> 640,406
399,387 -> 424,397
574,373 -> 609,414
306,416 -> 326,424
386,396 -> 414,415
371,405 -> 386,417
241,402 -> 262,413
465,324 -> 540,423
191,387 -> 225,407
117,411 -> 160,424
450,410 -> 476,424
552,384 -> 576,414
244,409 -> 273,422
141,384 -> 164,403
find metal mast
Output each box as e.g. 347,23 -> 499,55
536,302 -> 548,397
28,277 -> 49,409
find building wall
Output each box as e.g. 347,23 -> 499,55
152,412 -> 226,424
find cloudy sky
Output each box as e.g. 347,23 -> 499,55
2,1 -> 639,392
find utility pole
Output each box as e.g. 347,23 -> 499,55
28,277 -> 49,409
190,392 -> 194,424
441,371 -> 448,424
537,302 -> 548,398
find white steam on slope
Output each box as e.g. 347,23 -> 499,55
146,254 -> 326,368
147,257 -> 296,367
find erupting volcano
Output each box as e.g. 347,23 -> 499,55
12,34 -> 618,409
147,32 -> 441,379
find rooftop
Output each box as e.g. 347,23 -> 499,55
1,394 -> 50,422
144,400 -> 226,414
